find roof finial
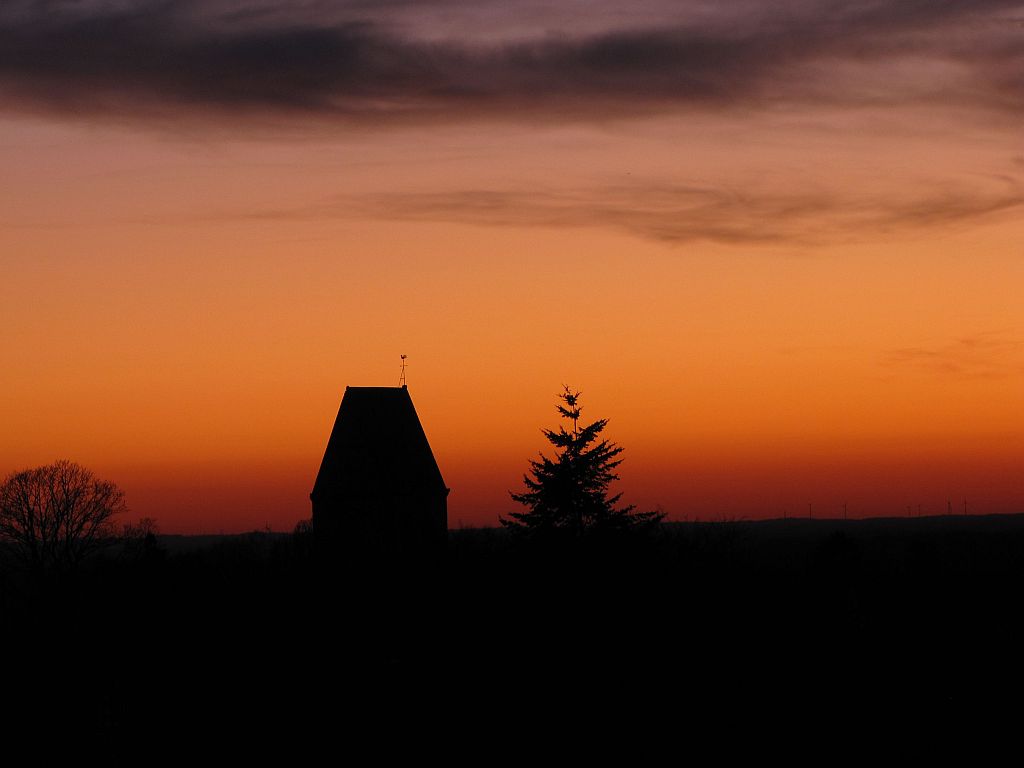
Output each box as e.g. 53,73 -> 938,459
399,354 -> 408,388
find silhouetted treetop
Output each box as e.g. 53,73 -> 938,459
502,387 -> 663,538
0,459 -> 127,573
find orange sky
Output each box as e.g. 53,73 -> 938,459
1,2 -> 1022,531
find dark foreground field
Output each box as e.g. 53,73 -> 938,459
3,514 -> 1024,738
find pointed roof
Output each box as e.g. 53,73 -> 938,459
311,386 -> 446,500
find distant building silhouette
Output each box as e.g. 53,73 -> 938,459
311,386 -> 448,559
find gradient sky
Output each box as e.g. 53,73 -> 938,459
1,0 -> 1022,532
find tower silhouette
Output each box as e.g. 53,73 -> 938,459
311,386 -> 448,561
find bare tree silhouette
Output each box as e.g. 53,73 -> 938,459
0,459 -> 127,573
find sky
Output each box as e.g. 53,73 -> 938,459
1,0 -> 1022,532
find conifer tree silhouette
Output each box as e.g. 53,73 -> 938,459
502,387 -> 663,536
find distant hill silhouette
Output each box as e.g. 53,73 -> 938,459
4,512 -> 1024,737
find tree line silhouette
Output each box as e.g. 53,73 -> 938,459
2,390 -> 1024,737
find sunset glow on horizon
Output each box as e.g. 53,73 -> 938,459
2,1 -> 1022,532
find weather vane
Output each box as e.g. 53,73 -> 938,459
399,354 -> 408,387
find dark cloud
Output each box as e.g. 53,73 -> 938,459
865,186 -> 1024,231
236,176 -> 1024,245
883,333 -> 1024,379
341,186 -> 838,244
0,0 -> 1023,128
